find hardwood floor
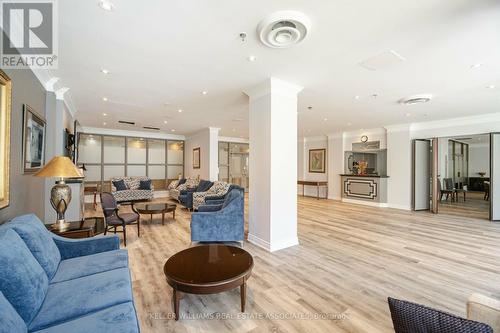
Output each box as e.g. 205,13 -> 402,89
86,196 -> 500,333
438,191 -> 490,220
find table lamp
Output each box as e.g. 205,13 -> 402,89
34,156 -> 83,230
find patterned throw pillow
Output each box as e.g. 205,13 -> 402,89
139,180 -> 152,190
112,179 -> 128,191
168,180 -> 179,189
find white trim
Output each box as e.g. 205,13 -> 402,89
343,127 -> 386,138
341,198 -> 389,208
304,135 -> 328,142
244,77 -> 303,101
327,195 -> 341,201
81,126 -> 186,140
247,234 -> 299,252
327,132 -> 343,139
219,136 -> 249,144
387,203 -> 412,211
385,123 -> 411,133
55,87 -> 69,100
410,113 -> 500,132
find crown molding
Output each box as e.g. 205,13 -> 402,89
343,127 -> 386,138
385,123 -> 411,133
410,113 -> 500,132
304,135 -> 328,142
81,126 -> 186,140
219,136 -> 249,144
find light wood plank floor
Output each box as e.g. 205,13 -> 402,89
438,191 -> 490,220
86,196 -> 500,333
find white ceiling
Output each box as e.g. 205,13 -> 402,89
55,0 -> 500,138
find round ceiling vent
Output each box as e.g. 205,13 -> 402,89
257,11 -> 311,48
399,94 -> 433,105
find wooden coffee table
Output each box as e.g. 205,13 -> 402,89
163,244 -> 253,320
133,202 -> 176,225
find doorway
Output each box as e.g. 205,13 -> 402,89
413,134 -> 491,220
218,142 -> 249,192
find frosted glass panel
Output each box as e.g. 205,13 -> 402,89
104,165 -> 125,180
103,136 -> 125,163
148,165 -> 165,180
149,140 -> 165,164
127,138 -> 146,164
128,165 -> 146,177
168,141 -> 184,164
78,134 -> 101,164
84,165 -> 101,182
167,165 -> 183,180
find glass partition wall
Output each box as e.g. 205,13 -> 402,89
218,142 -> 249,192
78,133 -> 184,191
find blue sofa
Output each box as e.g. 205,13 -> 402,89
190,189 -> 244,242
0,214 -> 140,333
179,179 -> 213,210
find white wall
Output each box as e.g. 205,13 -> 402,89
469,144 -> 490,177
386,126 -> 412,210
184,127 -> 219,181
297,136 -> 328,197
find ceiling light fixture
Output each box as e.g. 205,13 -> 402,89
323,118 -> 328,121
171,129 -> 176,132
98,0 -> 114,11
354,95 -> 360,100
102,113 -> 107,116
406,113 -> 411,117
101,69 -> 110,74
470,63 -> 483,69
487,85 -> 496,89
103,122 -> 107,126
164,120 -> 168,124
178,109 -> 183,113
102,97 -> 108,102
247,55 -> 257,62
201,91 -> 208,95
257,11 -> 311,48
399,94 -> 433,105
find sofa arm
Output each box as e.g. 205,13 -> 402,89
190,210 -> 244,242
204,198 -> 224,206
467,293 -> 500,332
198,204 -> 223,212
52,234 -> 120,260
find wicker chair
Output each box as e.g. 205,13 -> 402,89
388,297 -> 493,333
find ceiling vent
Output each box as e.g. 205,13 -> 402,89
118,120 -> 135,125
143,126 -> 160,130
359,50 -> 406,71
399,94 -> 433,105
257,11 -> 311,48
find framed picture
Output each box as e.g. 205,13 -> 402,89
193,147 -> 200,169
0,70 -> 11,209
23,104 -> 46,173
309,148 -> 326,173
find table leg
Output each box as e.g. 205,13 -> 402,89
173,288 -> 181,321
240,280 -> 247,312
162,213 -> 165,226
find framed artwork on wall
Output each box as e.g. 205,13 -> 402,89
23,104 -> 46,173
193,147 -> 200,169
0,70 -> 12,209
309,148 -> 326,173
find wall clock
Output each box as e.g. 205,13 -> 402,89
361,135 -> 369,143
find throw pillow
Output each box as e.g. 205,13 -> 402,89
139,179 -> 152,190
168,180 -> 179,189
112,179 -> 128,191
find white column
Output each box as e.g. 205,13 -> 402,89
245,77 -> 303,252
208,127 -> 220,181
386,125 -> 412,210
327,132 -> 344,200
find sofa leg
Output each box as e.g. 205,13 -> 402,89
123,224 -> 127,247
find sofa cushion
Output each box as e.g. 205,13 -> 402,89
29,268 -> 133,331
51,249 -> 129,284
8,214 -> 61,280
112,179 -> 128,191
0,291 -> 27,333
139,179 -> 152,190
113,189 -> 153,202
31,302 -> 139,333
0,229 -> 49,324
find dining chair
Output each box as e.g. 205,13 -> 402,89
100,192 -> 140,246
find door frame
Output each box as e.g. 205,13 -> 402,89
412,139 -> 432,211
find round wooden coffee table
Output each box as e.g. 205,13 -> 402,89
133,202 -> 176,225
164,244 -> 253,320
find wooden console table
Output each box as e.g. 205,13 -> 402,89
297,180 -> 328,199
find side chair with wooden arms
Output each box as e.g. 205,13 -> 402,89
100,192 -> 140,246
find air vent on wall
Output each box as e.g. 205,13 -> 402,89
143,126 -> 160,130
118,120 -> 135,125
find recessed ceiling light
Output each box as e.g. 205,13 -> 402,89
98,0 -> 114,11
201,91 -> 208,95
323,118 -> 328,121
102,97 -> 108,102
247,55 -> 257,62
486,85 -> 496,89
406,113 -> 411,117
470,63 -> 483,69
101,69 -> 110,74
354,95 -> 360,100
164,120 -> 168,124
178,109 -> 183,113
102,113 -> 107,116
171,129 -> 176,132
103,122 -> 107,126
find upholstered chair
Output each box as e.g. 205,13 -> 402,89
179,180 -> 213,210
190,189 -> 244,243
192,181 -> 231,210
100,192 -> 140,246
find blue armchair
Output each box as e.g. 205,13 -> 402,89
179,180 -> 213,210
190,189 -> 244,242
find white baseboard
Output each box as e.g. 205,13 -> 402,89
327,195 -> 341,201
248,234 -> 299,252
341,198 -> 389,208
387,203 -> 412,211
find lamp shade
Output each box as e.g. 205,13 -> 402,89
34,156 -> 83,178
